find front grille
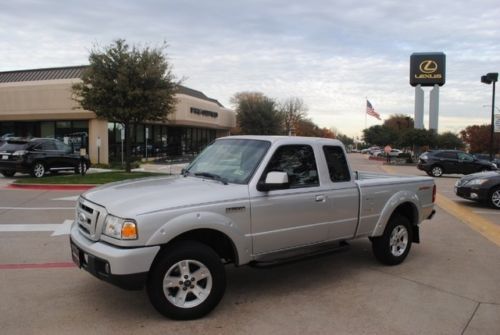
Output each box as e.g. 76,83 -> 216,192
76,197 -> 107,241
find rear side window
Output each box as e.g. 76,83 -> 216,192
262,145 -> 319,188
38,141 -> 56,151
323,146 -> 351,182
435,152 -> 457,159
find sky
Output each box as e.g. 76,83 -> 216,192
1,0 -> 500,138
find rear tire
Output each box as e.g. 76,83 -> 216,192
75,161 -> 87,175
30,162 -> 45,178
430,165 -> 443,177
489,187 -> 500,209
147,241 -> 226,320
371,214 -> 413,265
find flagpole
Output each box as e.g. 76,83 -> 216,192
364,97 -> 367,130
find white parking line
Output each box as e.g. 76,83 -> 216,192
52,196 -> 79,201
0,220 -> 73,236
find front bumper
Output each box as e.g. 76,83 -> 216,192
0,159 -> 29,172
70,223 -> 160,290
454,185 -> 489,202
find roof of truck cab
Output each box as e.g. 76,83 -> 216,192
217,135 -> 344,146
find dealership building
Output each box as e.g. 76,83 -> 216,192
0,66 -> 236,164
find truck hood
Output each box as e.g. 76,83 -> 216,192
82,175 -> 250,217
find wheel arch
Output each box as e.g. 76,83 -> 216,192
371,191 -> 420,241
161,228 -> 239,265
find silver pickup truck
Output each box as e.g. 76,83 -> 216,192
70,136 -> 435,319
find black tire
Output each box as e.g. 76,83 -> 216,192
0,170 -> 15,177
371,214 -> 413,265
147,240 -> 226,320
489,186 -> 500,209
430,165 -> 443,177
425,171 -> 433,177
75,161 -> 87,175
30,162 -> 45,178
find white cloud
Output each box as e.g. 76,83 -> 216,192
1,0 -> 500,138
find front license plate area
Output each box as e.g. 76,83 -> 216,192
71,242 -> 82,267
1,155 -> 8,160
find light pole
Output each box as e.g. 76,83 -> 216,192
481,72 -> 498,161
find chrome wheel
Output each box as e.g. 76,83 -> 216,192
389,225 -> 409,257
431,166 -> 443,177
491,189 -> 500,209
163,259 -> 213,309
32,163 -> 45,178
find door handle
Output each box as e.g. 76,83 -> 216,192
315,195 -> 326,202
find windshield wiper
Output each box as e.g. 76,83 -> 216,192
194,172 -> 228,185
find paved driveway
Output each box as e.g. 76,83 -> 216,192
0,155 -> 499,335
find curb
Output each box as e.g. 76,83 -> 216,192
7,183 -> 96,191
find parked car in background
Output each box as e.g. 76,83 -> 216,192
0,133 -> 15,146
0,138 -> 90,178
472,153 -> 500,167
368,146 -> 381,155
377,149 -> 403,157
417,150 -> 497,177
455,171 -> 500,209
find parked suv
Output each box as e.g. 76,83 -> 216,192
0,138 -> 90,178
417,150 -> 497,177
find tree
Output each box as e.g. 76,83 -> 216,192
399,129 -> 437,153
231,92 -> 283,135
336,133 -> 354,146
280,97 -> 307,135
73,39 -> 178,172
436,132 -> 464,149
460,124 -> 500,153
363,125 -> 399,146
383,114 -> 414,132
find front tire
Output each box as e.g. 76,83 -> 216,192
371,214 -> 413,265
147,241 -> 226,320
489,187 -> 500,209
0,170 -> 15,177
31,162 -> 45,178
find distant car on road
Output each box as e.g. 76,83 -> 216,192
455,171 -> 500,209
0,138 -> 90,178
417,150 -> 497,177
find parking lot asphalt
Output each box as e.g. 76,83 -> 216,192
0,155 -> 499,335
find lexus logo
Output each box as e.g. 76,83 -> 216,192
419,60 -> 438,74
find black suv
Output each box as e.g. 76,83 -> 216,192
0,138 -> 90,178
417,150 -> 497,177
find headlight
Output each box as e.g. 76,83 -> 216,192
492,163 -> 497,169
13,150 -> 27,156
102,214 -> 138,240
464,179 -> 487,186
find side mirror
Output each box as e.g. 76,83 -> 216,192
257,171 -> 289,192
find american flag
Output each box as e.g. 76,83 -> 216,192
366,100 -> 381,120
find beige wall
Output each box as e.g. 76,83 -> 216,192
0,78 -> 236,164
88,119 -> 109,164
0,79 -> 95,121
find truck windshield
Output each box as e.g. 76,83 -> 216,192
185,139 -> 271,184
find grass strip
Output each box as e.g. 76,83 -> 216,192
14,171 -> 167,185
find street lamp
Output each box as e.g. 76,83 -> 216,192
481,72 -> 498,161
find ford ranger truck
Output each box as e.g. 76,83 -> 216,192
70,136 -> 436,320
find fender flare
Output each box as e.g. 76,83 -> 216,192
146,211 -> 251,265
371,190 -> 420,237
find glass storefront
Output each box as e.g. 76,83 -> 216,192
0,120 -> 89,153
107,122 -> 216,161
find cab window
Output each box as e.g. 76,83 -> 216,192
261,145 -> 319,188
323,146 -> 351,182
